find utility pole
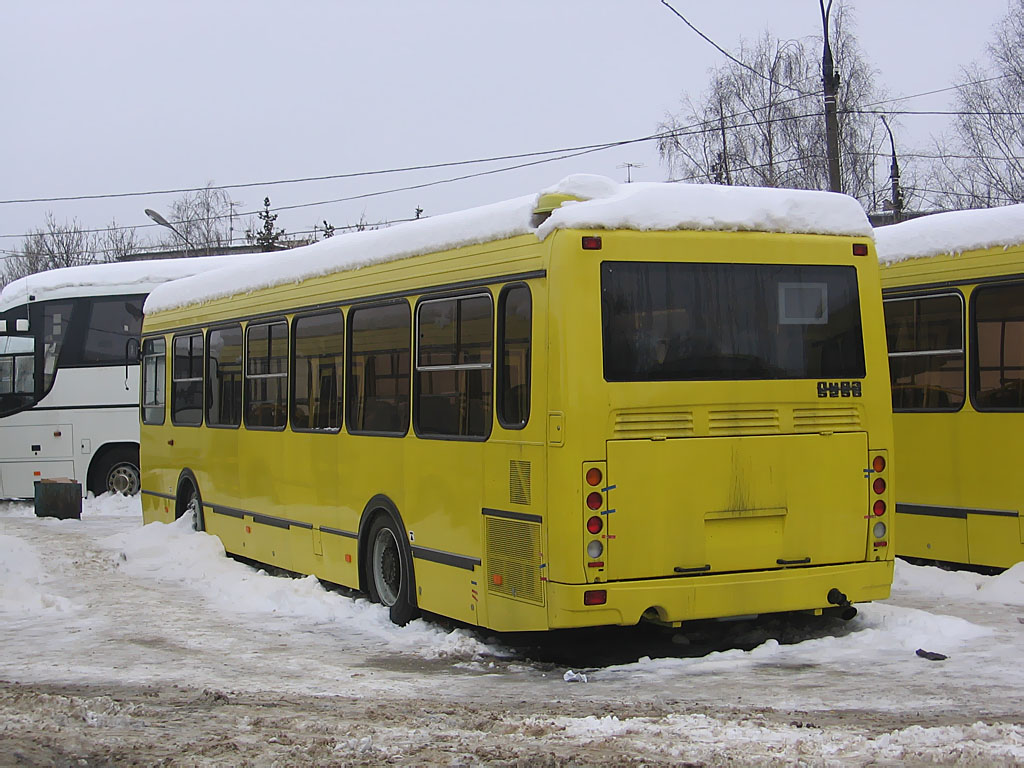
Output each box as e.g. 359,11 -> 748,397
820,0 -> 842,194
880,115 -> 903,223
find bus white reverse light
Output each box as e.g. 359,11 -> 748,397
873,521 -> 887,539
587,540 -> 604,559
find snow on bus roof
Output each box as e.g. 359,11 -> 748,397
875,203 -> 1024,265
0,254 -> 248,311
145,175 -> 872,314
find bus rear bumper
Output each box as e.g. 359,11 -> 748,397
545,560 -> 894,629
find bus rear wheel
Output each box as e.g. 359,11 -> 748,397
365,515 -> 418,626
89,447 -> 140,497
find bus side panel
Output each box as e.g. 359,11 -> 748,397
967,514 -> 1024,570
894,511 -> 969,563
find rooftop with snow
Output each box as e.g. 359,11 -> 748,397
0,254 -> 248,311
875,203 -> 1024,265
144,175 -> 872,314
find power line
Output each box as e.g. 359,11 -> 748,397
659,0 -> 819,98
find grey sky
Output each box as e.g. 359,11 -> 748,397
0,1 -> 1011,252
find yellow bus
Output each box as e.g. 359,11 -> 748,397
140,175 -> 894,631
877,205 -> 1024,570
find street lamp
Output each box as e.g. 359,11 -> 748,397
879,116 -> 903,224
144,208 -> 195,254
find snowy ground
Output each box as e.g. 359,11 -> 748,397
1,496 -> 1023,766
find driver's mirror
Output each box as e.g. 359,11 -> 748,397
15,319 -> 28,332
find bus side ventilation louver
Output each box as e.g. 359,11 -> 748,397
485,515 -> 543,605
509,460 -> 531,505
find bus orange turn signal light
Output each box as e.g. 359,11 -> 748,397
586,467 -> 603,486
582,236 -> 602,250
587,515 -> 603,534
873,478 -> 886,494
586,492 -> 603,510
873,500 -> 886,516
584,590 -> 607,605
872,455 -> 886,473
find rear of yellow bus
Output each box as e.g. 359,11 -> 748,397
542,227 -> 894,628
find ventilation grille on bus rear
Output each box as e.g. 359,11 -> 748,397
485,516 -> 543,605
509,460 -> 531,505
612,408 -> 695,439
792,406 -> 862,432
708,408 -> 780,435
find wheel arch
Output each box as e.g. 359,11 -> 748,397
174,468 -> 201,519
86,441 -> 140,495
357,494 -> 416,599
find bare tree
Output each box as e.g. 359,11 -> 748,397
2,214 -> 102,287
98,219 -> 141,262
657,2 -> 892,210
929,0 -> 1024,208
161,183 -> 240,255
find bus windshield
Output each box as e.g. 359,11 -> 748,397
601,261 -> 865,381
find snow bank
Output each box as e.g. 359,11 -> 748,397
597,601 -> 988,683
102,514 -> 499,661
145,175 -> 871,314
895,559 -> 1024,606
0,253 -> 249,310
543,712 -> 1024,764
0,534 -> 74,614
875,204 -> 1024,264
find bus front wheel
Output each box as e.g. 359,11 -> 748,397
89,447 -> 140,497
176,479 -> 205,533
365,514 -> 418,626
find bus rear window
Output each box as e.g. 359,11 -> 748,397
601,262 -> 865,381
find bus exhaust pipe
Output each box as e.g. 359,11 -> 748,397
826,588 -> 857,620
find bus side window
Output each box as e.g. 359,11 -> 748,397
973,282 -> 1024,410
348,302 -> 410,436
883,293 -> 964,411
207,324 -> 243,427
141,337 -> 166,425
245,320 -> 288,430
415,293 -> 493,439
497,284 -> 531,429
171,333 -> 204,426
292,310 -> 344,432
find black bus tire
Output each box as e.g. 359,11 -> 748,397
365,514 -> 419,626
89,446 -> 141,497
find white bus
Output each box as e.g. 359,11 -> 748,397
0,256 -> 244,498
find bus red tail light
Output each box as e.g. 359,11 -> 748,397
586,492 -> 603,511
587,515 -> 603,534
873,477 -> 886,494
584,590 -> 607,605
873,500 -> 886,516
